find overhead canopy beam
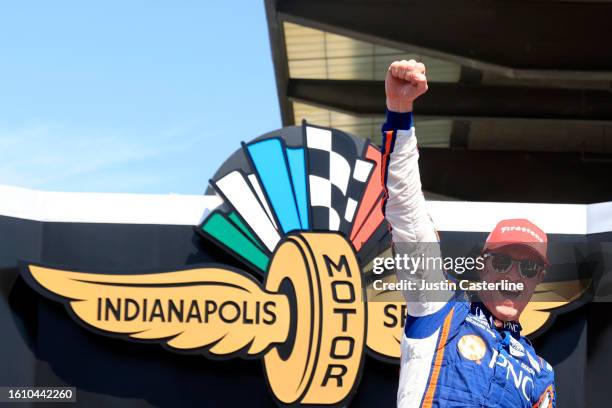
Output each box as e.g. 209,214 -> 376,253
265,0 -> 294,126
288,78 -> 612,122
276,0 -> 612,80
418,148 -> 612,203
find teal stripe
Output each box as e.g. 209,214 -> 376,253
201,212 -> 269,272
228,211 -> 266,252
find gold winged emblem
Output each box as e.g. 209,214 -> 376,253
22,232 -> 367,407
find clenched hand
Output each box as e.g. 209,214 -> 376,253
385,59 -> 428,113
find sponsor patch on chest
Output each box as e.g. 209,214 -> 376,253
457,334 -> 487,363
509,336 -> 525,357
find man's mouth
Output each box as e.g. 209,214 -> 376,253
499,288 -> 521,299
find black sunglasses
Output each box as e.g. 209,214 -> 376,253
483,253 -> 544,279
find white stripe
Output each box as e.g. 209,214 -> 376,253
247,174 -> 278,230
329,151 -> 351,195
397,331 -> 439,408
1,183 -> 611,235
309,176 -> 340,230
306,126 -> 332,150
427,200 -> 587,235
353,159 -> 373,183
587,201 -> 612,235
0,184 -> 221,225
344,198 -> 358,222
309,176 -> 331,207
215,172 -> 280,251
329,208 -> 340,231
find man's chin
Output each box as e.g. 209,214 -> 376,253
492,303 -> 520,321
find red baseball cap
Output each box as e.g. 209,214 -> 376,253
483,219 -> 549,265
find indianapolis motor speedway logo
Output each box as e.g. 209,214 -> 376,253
19,123 -> 584,407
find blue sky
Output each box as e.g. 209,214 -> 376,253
0,1 -> 281,194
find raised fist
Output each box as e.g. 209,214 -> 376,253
385,59 -> 428,112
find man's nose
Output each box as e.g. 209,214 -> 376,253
505,263 -> 523,281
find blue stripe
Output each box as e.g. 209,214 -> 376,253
246,139 -> 302,233
404,301 -> 455,339
286,147 -> 309,230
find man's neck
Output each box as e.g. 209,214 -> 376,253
472,302 -> 522,337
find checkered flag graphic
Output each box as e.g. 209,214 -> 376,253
305,125 -> 374,235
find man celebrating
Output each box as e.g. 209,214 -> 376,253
382,60 -> 555,407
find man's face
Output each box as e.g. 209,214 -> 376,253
478,245 -> 545,322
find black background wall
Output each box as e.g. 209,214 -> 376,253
1,214 -> 610,407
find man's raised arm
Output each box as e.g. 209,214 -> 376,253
381,60 -> 452,316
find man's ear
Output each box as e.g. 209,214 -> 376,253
537,270 -> 546,283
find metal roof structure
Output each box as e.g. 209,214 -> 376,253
265,0 -> 612,203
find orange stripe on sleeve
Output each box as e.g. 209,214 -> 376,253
421,308 -> 455,408
533,384 -> 554,408
380,130 -> 395,194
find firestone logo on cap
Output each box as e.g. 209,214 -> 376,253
486,219 -> 547,244
499,225 -> 545,243
484,219 -> 548,264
